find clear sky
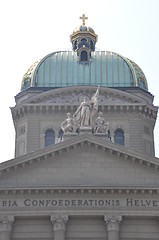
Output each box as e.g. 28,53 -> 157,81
0,0 -> 158,162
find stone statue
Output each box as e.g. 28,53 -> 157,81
94,111 -> 109,134
61,113 -> 74,133
73,86 -> 99,127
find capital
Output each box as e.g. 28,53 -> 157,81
0,216 -> 14,232
51,215 -> 68,231
104,215 -> 122,231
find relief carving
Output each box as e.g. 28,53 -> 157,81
18,126 -> 26,136
40,91 -> 131,105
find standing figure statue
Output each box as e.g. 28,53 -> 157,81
73,87 -> 99,127
61,113 -> 74,133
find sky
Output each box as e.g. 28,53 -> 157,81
0,0 -> 159,162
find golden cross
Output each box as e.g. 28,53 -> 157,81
80,14 -> 88,26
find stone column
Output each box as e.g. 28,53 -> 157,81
0,216 -> 14,240
51,215 -> 68,240
104,215 -> 122,240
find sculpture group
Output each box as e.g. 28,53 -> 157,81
61,87 -> 110,136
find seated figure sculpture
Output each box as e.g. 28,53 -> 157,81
94,111 -> 109,134
61,112 -> 74,133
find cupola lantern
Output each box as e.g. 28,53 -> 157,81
70,14 -> 98,62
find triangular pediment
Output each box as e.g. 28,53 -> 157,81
0,135 -> 159,190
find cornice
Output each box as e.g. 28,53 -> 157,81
11,103 -> 158,122
0,134 -> 159,176
0,186 -> 159,196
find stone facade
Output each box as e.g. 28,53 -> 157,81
11,87 -> 157,158
1,17 -> 159,239
1,86 -> 159,239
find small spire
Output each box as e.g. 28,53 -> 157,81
80,14 -> 88,26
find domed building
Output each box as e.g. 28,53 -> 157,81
0,15 -> 159,240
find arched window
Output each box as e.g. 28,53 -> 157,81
45,129 -> 55,147
81,51 -> 88,61
114,129 -> 124,146
81,38 -> 87,45
79,38 -> 88,49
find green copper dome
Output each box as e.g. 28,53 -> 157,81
21,51 -> 148,91
21,15 -> 148,92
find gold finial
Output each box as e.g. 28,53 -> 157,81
80,14 -> 88,26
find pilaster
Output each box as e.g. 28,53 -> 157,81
51,215 -> 68,240
0,216 -> 14,240
104,215 -> 122,240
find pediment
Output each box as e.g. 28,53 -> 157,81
25,86 -> 146,105
0,135 -> 159,190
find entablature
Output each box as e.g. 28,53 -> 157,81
11,103 -> 158,122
